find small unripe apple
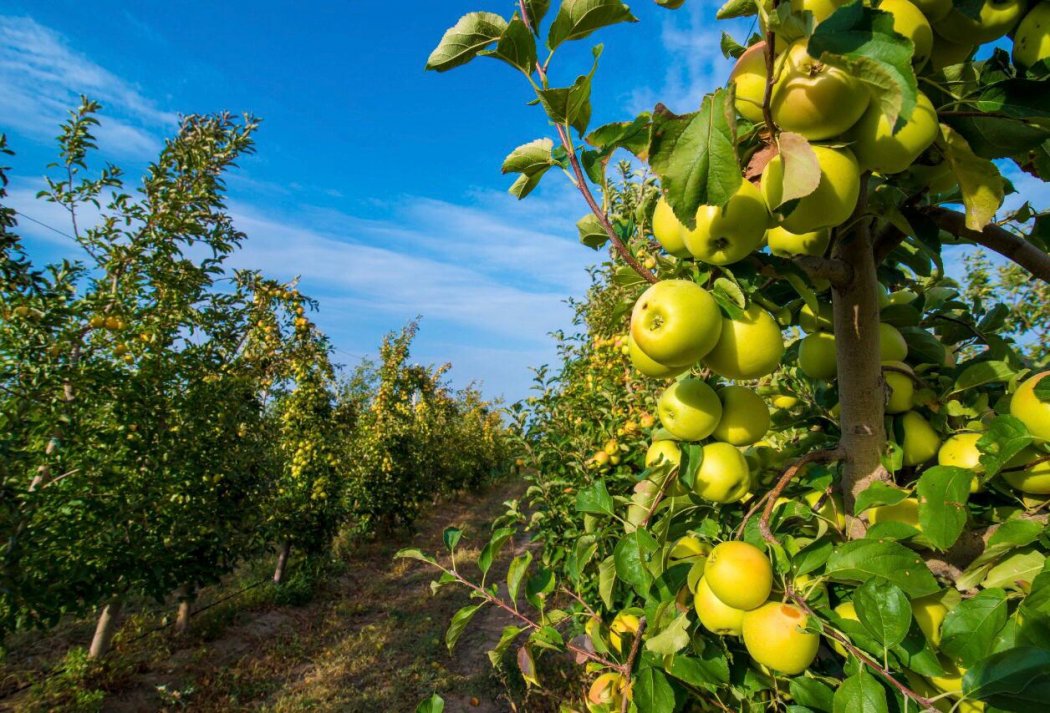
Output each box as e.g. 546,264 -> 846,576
771,41 -> 871,140
804,490 -> 847,529
1010,371 -> 1050,441
695,577 -> 746,635
761,146 -> 861,233
900,411 -> 941,466
631,280 -> 723,367
702,304 -> 785,380
694,442 -> 752,503
1014,2 -> 1050,68
712,385 -> 770,446
929,33 -> 976,70
798,332 -> 837,380
669,535 -> 711,565
683,179 -> 770,265
880,322 -> 909,362
831,601 -> 859,656
658,378 -> 723,441
938,432 -> 985,492
742,602 -> 820,674
791,0 -> 850,23
588,672 -> 628,708
772,394 -> 799,410
705,541 -> 773,611
767,226 -> 831,258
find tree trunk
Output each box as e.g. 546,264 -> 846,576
174,585 -> 194,635
832,188 -> 889,535
273,540 -> 292,584
88,599 -> 123,659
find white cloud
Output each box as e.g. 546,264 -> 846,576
0,15 -> 176,158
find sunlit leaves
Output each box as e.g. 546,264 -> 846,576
502,138 -> 556,199
825,539 -> 939,597
425,12 -> 508,72
940,124 -> 1005,231
547,0 -> 638,50
915,466 -> 971,550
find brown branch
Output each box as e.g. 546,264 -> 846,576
919,206 -> 1050,283
620,617 -> 647,713
752,448 -> 844,545
761,2 -> 780,136
872,223 -> 906,265
793,255 -> 853,288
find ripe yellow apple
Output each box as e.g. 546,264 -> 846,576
791,0 -> 850,23
628,334 -> 689,379
850,91 -> 939,175
912,0 -> 952,21
880,0 -> 934,67
804,490 -> 847,529
799,302 -> 833,333
658,378 -> 723,441
1002,447 -> 1050,495
603,439 -> 619,456
831,600 -> 859,656
869,495 -> 921,529
645,439 -> 682,470
938,432 -> 985,492
929,33 -> 976,70
683,179 -> 770,265
713,385 -> 771,446
885,368 -> 915,414
880,322 -> 909,362
927,658 -> 986,712
742,602 -> 820,674
702,304 -> 785,380
652,197 -> 691,257
1014,2 -> 1050,67
1010,371 -> 1050,441
901,411 -> 941,466
771,41 -> 871,140
730,41 -> 771,123
911,592 -> 948,646
588,672 -> 628,708
609,611 -> 641,653
761,146 -> 861,233
694,442 -> 752,503
695,577 -> 746,635
767,226 -> 831,258
936,0 -> 1027,44
772,394 -> 799,409
631,280 -> 723,367
798,332 -> 837,380
705,541 -> 773,611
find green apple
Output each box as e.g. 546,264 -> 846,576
885,368 -> 915,414
705,541 -> 772,611
695,577 -> 746,635
900,411 -> 941,466
869,495 -> 922,529
767,226 -> 831,257
730,41 -> 770,123
798,332 -> 837,380
911,0 -> 952,21
772,394 -> 799,409
791,0 -> 850,22
658,378 -> 723,441
911,592 -> 948,646
831,601 -> 859,656
799,302 -> 833,333
887,289 -> 919,305
879,0 -> 935,68
629,333 -> 690,379
713,385 -> 770,446
880,322 -> 909,362
761,145 -> 862,233
694,442 -> 752,503
683,179 -> 770,265
609,610 -> 642,653
645,439 -> 682,470
1014,2 -> 1050,68
1010,370 -> 1050,440
850,91 -> 939,174
938,432 -> 986,492
1002,447 -> 1050,495
631,280 -> 723,367
652,197 -> 691,257
805,490 -> 847,529
742,602 -> 820,674
936,0 -> 1028,44
929,33 -> 976,70
703,304 -> 785,380
771,41 -> 871,140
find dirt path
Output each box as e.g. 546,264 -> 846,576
89,478 -> 539,713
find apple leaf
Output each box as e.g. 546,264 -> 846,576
775,132 -> 821,207
790,678 -> 835,712
481,16 -> 537,75
487,625 -> 525,666
853,481 -> 909,515
442,527 -> 463,553
547,0 -> 637,50
577,213 -> 608,249
598,555 -> 616,609
956,518 -> 1045,591
981,548 -> 1045,590
576,480 -> 615,516
978,415 -> 1033,477
946,79 -> 1050,159
648,90 -> 740,229
394,548 -> 437,564
1035,375 -> 1050,402
586,113 -> 652,159
614,528 -> 659,597
634,667 -> 676,713
964,647 -> 1050,710
940,124 -> 1005,231
426,12 -> 508,72
479,527 -> 516,579
832,670 -> 889,713
416,694 -> 445,713
951,360 -> 1015,393
716,0 -> 758,20
916,465 -> 971,551
446,602 -> 484,651
507,551 -> 533,603
645,611 -> 691,655
940,588 -> 1009,667
720,31 -> 747,60
808,2 -> 917,131
535,46 -> 601,134
517,645 -> 539,687
854,578 -> 911,648
503,138 -> 555,198
825,539 -> 940,597
524,0 -> 552,29
655,0 -> 687,7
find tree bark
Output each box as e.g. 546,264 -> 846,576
88,599 -> 123,659
920,206 -> 1050,284
832,185 -> 890,533
273,540 -> 292,584
174,585 -> 194,635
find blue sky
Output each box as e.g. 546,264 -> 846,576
1,2 -> 1043,403
1,1 -> 760,403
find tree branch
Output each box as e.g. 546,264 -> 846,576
919,206 -> 1050,283
744,448 -> 844,545
620,617 -> 647,713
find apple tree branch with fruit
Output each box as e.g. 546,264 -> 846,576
406,1 -> 1050,711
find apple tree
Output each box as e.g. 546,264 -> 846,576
407,1 -> 1050,711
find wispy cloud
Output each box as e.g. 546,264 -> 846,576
0,15 -> 176,158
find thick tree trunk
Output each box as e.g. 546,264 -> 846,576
88,599 -> 123,659
832,189 -> 889,535
174,585 -> 194,635
273,540 -> 292,584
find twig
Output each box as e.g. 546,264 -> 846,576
761,1 -> 781,136
620,617 -> 647,713
753,448 -> 843,545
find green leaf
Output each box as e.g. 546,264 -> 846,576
940,588 -> 1009,667
645,611 -> 691,655
1035,375 -> 1050,402
524,0 -> 551,29
634,666 -> 676,713
790,677 -> 835,712
648,89 -> 741,229
586,114 -> 652,159
713,276 -> 746,309
443,527 -> 462,553
899,326 -> 946,366
547,0 -> 638,50
978,415 -> 1034,477
957,519 -> 1045,591
940,124 -> 1005,231
665,647 -> 731,689
614,528 -> 658,597
854,578 -> 912,647
916,465 -> 971,551
577,213 -> 609,250
808,3 -> 917,132
854,481 -> 909,515
508,551 -> 533,603
576,479 -> 615,516
509,172 -> 545,199
833,670 -> 888,713
1018,572 -> 1050,648
716,0 -> 758,20
982,548 -> 1045,590
952,360 -> 1015,392
947,79 -> 1050,160
535,46 -> 601,134
395,548 -> 437,564
416,694 -> 445,713
479,527 -> 516,578
775,132 -> 821,206
446,603 -> 483,652
825,539 -> 939,597
679,442 -> 704,490
482,17 -> 537,74
598,554 -> 616,609
487,625 -> 524,666
502,138 -> 555,176
426,12 -> 508,72
963,646 -> 1050,709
